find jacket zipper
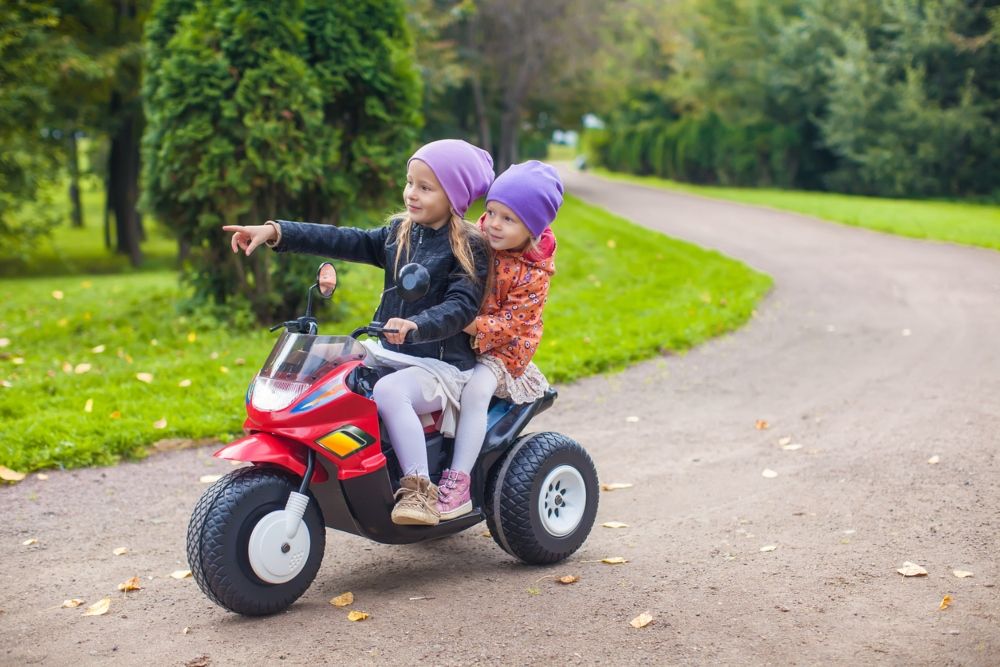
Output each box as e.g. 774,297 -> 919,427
439,342 -> 444,360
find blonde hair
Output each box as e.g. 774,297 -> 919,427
387,212 -> 484,285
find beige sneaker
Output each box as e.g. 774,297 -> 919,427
391,475 -> 440,526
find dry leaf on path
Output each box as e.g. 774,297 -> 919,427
927,455 -> 941,464
0,466 -> 26,482
346,610 -> 369,621
625,416 -> 640,423
778,436 -> 792,446
600,483 -> 633,491
602,521 -> 629,529
480,531 -> 491,537
629,612 -> 654,628
897,562 -> 928,577
760,545 -> 777,552
558,575 -> 579,584
136,372 -> 153,384
602,557 -> 628,564
82,598 -> 111,616
185,655 -> 210,667
182,627 -> 191,635
939,595 -> 953,610
199,474 -> 222,484
330,592 -> 354,607
61,599 -> 85,608
762,469 -> 778,478
118,576 -> 142,592
170,570 -> 192,580
953,570 -> 974,578
782,444 -> 803,451
36,473 -> 48,480
113,547 -> 128,556
22,538 -> 38,546
755,419 -> 770,430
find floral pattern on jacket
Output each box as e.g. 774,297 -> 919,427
473,214 -> 556,377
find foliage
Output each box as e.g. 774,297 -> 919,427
593,0 -> 1000,199
0,195 -> 770,472
141,0 -> 423,321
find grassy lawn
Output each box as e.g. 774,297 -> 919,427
1,194 -> 770,473
591,168 -> 1000,251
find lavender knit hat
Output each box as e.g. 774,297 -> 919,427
486,161 -> 564,237
408,139 -> 495,218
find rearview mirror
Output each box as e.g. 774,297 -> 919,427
316,262 -> 337,298
396,263 -> 430,302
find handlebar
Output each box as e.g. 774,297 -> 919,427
350,322 -> 414,343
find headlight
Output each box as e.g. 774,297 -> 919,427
251,375 -> 311,412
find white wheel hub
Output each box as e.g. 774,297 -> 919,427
248,510 -> 311,584
538,465 -> 586,537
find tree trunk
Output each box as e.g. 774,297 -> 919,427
67,132 -> 84,228
107,91 -> 143,267
498,107 -> 520,173
471,75 -> 492,152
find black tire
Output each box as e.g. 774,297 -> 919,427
186,466 -> 325,616
485,432 -> 599,564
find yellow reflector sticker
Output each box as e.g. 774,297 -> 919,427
316,425 -> 375,458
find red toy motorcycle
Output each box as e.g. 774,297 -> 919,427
187,262 -> 599,616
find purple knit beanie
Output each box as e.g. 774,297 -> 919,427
408,139 -> 495,218
486,161 -> 564,237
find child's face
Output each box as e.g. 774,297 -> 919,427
404,160 -> 452,229
483,201 -> 532,251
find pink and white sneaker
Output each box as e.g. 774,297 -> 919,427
436,469 -> 472,520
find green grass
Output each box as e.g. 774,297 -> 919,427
1,175 -> 177,278
0,195 -> 770,473
591,168 -> 1000,251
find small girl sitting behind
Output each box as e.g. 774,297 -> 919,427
437,161 -> 564,519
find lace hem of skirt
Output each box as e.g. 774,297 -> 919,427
478,355 -> 549,405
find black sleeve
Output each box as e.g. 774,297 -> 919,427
273,220 -> 392,269
408,240 -> 489,343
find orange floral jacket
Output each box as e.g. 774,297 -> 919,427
472,215 -> 556,377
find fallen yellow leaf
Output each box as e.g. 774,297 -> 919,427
939,595 -> 952,610
0,337 -> 9,347
36,473 -> 48,480
61,599 -> 85,608
927,455 -> 940,464
480,530 -> 491,537
346,610 -> 369,622
199,474 -> 222,484
755,419 -> 770,430
953,570 -> 974,578
113,547 -> 128,556
762,469 -> 778,478
330,592 -> 354,607
182,627 -> 190,635
11,357 -> 25,365
760,545 -> 777,552
897,562 -> 928,577
219,366 -> 230,374
136,372 -> 153,384
629,612 -> 654,628
600,483 -> 633,491
778,436 -> 792,446
153,417 -> 167,430
62,361 -> 73,373
52,290 -> 64,300
118,576 -> 142,592
57,319 -> 68,328
187,332 -> 197,343
91,345 -> 106,354
0,466 -> 27,482
109,410 -> 121,419
82,597 -> 111,616
602,557 -> 628,564
558,575 -> 579,584
170,570 -> 192,580
178,379 -> 192,388
74,363 -> 91,374
22,538 -> 38,546
607,239 -> 617,248
234,358 -> 246,366
601,521 -> 629,529
84,398 -> 93,413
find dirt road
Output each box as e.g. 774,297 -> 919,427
3,169 -> 998,665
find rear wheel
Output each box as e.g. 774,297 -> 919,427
187,466 -> 325,615
485,432 -> 598,564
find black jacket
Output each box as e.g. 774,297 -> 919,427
274,218 -> 488,371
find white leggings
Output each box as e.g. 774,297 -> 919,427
372,367 -> 444,478
451,363 -> 498,474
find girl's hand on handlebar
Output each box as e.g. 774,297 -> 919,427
383,318 -> 417,345
223,223 -> 277,256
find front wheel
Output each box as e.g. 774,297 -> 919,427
187,466 -> 325,616
485,432 -> 599,564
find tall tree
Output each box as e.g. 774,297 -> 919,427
142,0 -> 422,321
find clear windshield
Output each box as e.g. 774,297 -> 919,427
252,333 -> 368,412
